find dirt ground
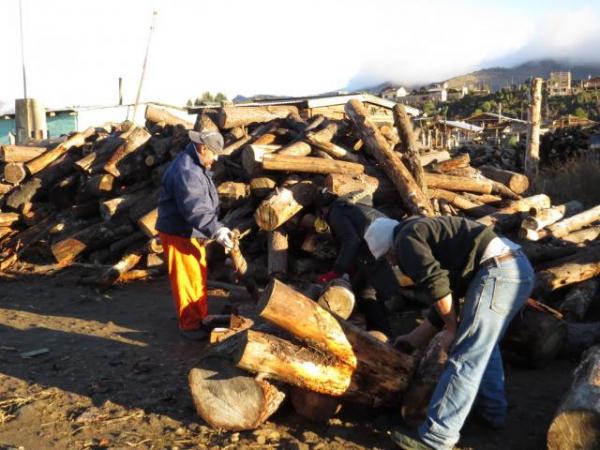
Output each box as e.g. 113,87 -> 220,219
0,265 -> 577,450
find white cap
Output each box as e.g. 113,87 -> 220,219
363,218 -> 400,259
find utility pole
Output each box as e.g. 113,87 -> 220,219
19,0 -> 27,98
132,9 -> 158,122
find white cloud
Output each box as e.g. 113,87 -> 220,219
0,0 -> 599,109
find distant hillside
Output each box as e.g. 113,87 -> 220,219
446,59 -> 600,91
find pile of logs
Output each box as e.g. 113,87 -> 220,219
0,100 -> 599,437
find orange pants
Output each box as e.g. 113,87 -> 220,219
159,232 -> 208,330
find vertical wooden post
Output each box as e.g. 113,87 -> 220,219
525,78 -> 543,181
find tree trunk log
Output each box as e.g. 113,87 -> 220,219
317,278 -> 355,320
25,128 -> 94,175
564,323 -> 600,356
254,279 -> 415,406
518,240 -> 580,265
542,205 -> 600,240
189,355 -> 285,431
99,189 -> 154,221
249,176 -> 277,200
254,180 -> 316,231
51,221 -> 134,265
6,151 -> 79,210
267,230 -> 288,277
419,150 -> 451,167
4,163 -> 28,185
0,145 -> 46,163
145,104 -> 193,129
534,246 -> 600,296
401,332 -> 448,427
218,105 -> 298,129
277,141 -> 312,157
502,303 -> 566,368
262,154 -> 364,175
289,387 -> 342,422
217,181 -> 250,210
0,213 -> 20,227
562,226 -> 600,244
424,173 -> 494,194
85,174 -> 116,197
94,246 -> 145,290
429,188 -> 495,218
547,345 -> 600,450
559,278 -> 600,321
479,165 -> 530,194
103,127 -> 151,178
345,99 -> 433,216
241,144 -> 281,177
522,201 -> 584,231
393,104 -> 428,194
74,136 -> 124,175
477,194 -> 551,231
428,153 -> 471,173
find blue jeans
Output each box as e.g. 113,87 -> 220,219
419,251 -> 534,450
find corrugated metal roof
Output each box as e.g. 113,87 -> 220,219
439,120 -> 483,133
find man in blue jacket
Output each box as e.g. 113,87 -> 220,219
157,130 -> 233,340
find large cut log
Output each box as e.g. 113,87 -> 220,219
419,150 -> 451,167
99,189 -> 155,221
401,332 -> 448,427
3,163 -> 28,185
145,104 -> 193,129
103,127 -> 151,178
428,153 -> 470,173
522,201 -> 584,231
317,278 -> 355,320
221,123 -> 276,157
218,105 -> 298,129
0,182 -> 13,195
6,151 -> 78,210
429,188 -> 495,218
393,104 -> 427,193
0,213 -> 20,227
424,173 -> 493,194
267,230 -> 288,276
547,345 -> 600,450
74,134 -> 126,175
189,355 -> 285,431
562,226 -> 600,244
541,205 -> 600,240
0,145 -> 46,162
262,154 -> 364,175
289,387 -> 342,422
345,99 -> 433,216
502,302 -> 566,368
477,194 -> 551,231
479,165 -> 530,194
25,127 -> 94,175
518,240 -> 580,265
241,144 -> 281,177
534,246 -> 600,296
277,141 -> 312,157
251,279 -> 415,406
559,278 -> 600,321
324,173 -> 397,205
254,180 -> 317,231
51,221 -> 134,265
305,121 -> 340,145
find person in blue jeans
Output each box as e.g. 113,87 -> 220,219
362,215 -> 535,450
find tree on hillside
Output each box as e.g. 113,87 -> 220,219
423,100 -> 436,116
574,107 -> 588,119
214,92 -> 228,102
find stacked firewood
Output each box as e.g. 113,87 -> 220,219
540,123 -> 600,165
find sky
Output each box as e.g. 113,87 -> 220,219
1,0 -> 599,110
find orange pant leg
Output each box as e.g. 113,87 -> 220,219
159,232 -> 208,330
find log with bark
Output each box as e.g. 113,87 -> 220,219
317,278 -> 356,320
241,144 -> 281,177
103,127 -> 151,178
145,104 -> 193,129
429,188 -> 495,218
428,153 -> 470,173
521,201 -> 584,233
540,205 -> 600,240
561,226 -> 600,244
99,188 -> 155,221
137,208 -> 159,238
478,165 -> 530,194
289,387 -> 342,422
547,345 -> 600,450
267,230 -> 288,277
189,355 -> 285,431
218,105 -> 299,129
254,180 -> 317,231
563,322 -> 600,356
345,99 -> 433,216
0,145 -> 46,163
559,278 -> 600,321
477,194 -> 551,231
424,173 -> 494,195
262,154 -> 364,175
393,104 -> 428,194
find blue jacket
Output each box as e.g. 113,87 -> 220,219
156,143 -> 222,239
